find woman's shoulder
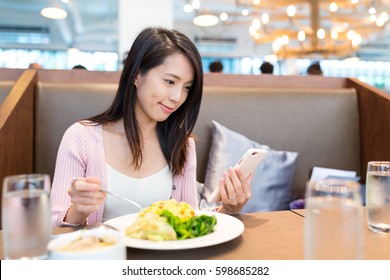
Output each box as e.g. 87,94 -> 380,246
188,135 -> 195,145
63,121 -> 102,139
187,136 -> 196,152
66,121 -> 101,132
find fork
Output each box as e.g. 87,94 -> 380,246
99,189 -> 142,210
72,178 -> 142,210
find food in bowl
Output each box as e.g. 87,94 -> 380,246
57,234 -> 117,252
47,225 -> 126,260
125,199 -> 217,241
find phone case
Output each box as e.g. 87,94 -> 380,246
207,148 -> 268,202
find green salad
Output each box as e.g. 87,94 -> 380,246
160,209 -> 217,240
125,199 -> 217,241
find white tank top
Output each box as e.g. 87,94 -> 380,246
102,164 -> 173,222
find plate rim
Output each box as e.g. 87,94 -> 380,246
104,210 -> 244,250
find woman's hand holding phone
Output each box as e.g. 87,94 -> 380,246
208,148 -> 268,203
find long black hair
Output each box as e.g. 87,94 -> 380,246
88,27 -> 203,175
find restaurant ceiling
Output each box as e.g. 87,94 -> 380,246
0,0 -> 389,61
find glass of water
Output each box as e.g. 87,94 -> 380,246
366,161 -> 390,234
2,174 -> 51,259
304,179 -> 364,259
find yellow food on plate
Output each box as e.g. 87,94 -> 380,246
125,199 -> 216,241
138,199 -> 195,220
125,213 -> 177,241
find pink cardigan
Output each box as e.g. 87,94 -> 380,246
50,122 -> 199,226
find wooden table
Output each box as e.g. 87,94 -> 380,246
125,210 -> 305,260
1,209 -> 389,260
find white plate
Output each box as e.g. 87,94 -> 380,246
104,210 -> 244,250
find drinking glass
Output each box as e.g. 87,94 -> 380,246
304,179 -> 364,259
366,161 -> 390,234
2,174 -> 51,259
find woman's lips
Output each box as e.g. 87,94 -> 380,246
159,103 -> 174,114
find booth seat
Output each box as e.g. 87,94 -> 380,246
1,69 -> 390,220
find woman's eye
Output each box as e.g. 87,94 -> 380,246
184,86 -> 192,92
165,80 -> 174,85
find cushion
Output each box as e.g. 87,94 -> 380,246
201,120 -> 299,213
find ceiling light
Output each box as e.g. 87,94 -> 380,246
193,14 -> 219,27
184,4 -> 193,13
40,7 -> 67,20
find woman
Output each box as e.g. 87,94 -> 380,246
50,27 -> 254,227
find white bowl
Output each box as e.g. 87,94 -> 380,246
47,225 -> 126,260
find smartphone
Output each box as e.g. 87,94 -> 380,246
207,148 -> 268,202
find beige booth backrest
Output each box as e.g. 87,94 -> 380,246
35,82 -> 118,180
193,86 -> 360,198
34,83 -> 360,198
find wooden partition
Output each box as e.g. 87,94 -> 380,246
0,69 -> 37,227
347,78 -> 390,178
0,69 -> 37,179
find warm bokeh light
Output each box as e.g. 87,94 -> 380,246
261,13 -> 269,24
298,30 -> 306,41
317,28 -> 326,40
330,2 -> 338,13
331,30 -> 338,40
287,5 -> 296,17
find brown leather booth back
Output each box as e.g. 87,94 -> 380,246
193,86 -> 360,198
34,82 -> 359,198
35,82 -> 118,181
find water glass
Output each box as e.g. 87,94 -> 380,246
2,174 -> 51,259
366,161 -> 390,234
304,179 -> 364,259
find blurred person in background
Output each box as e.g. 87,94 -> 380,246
260,61 -> 274,74
72,64 -> 87,70
209,61 -> 223,73
307,61 -> 323,75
